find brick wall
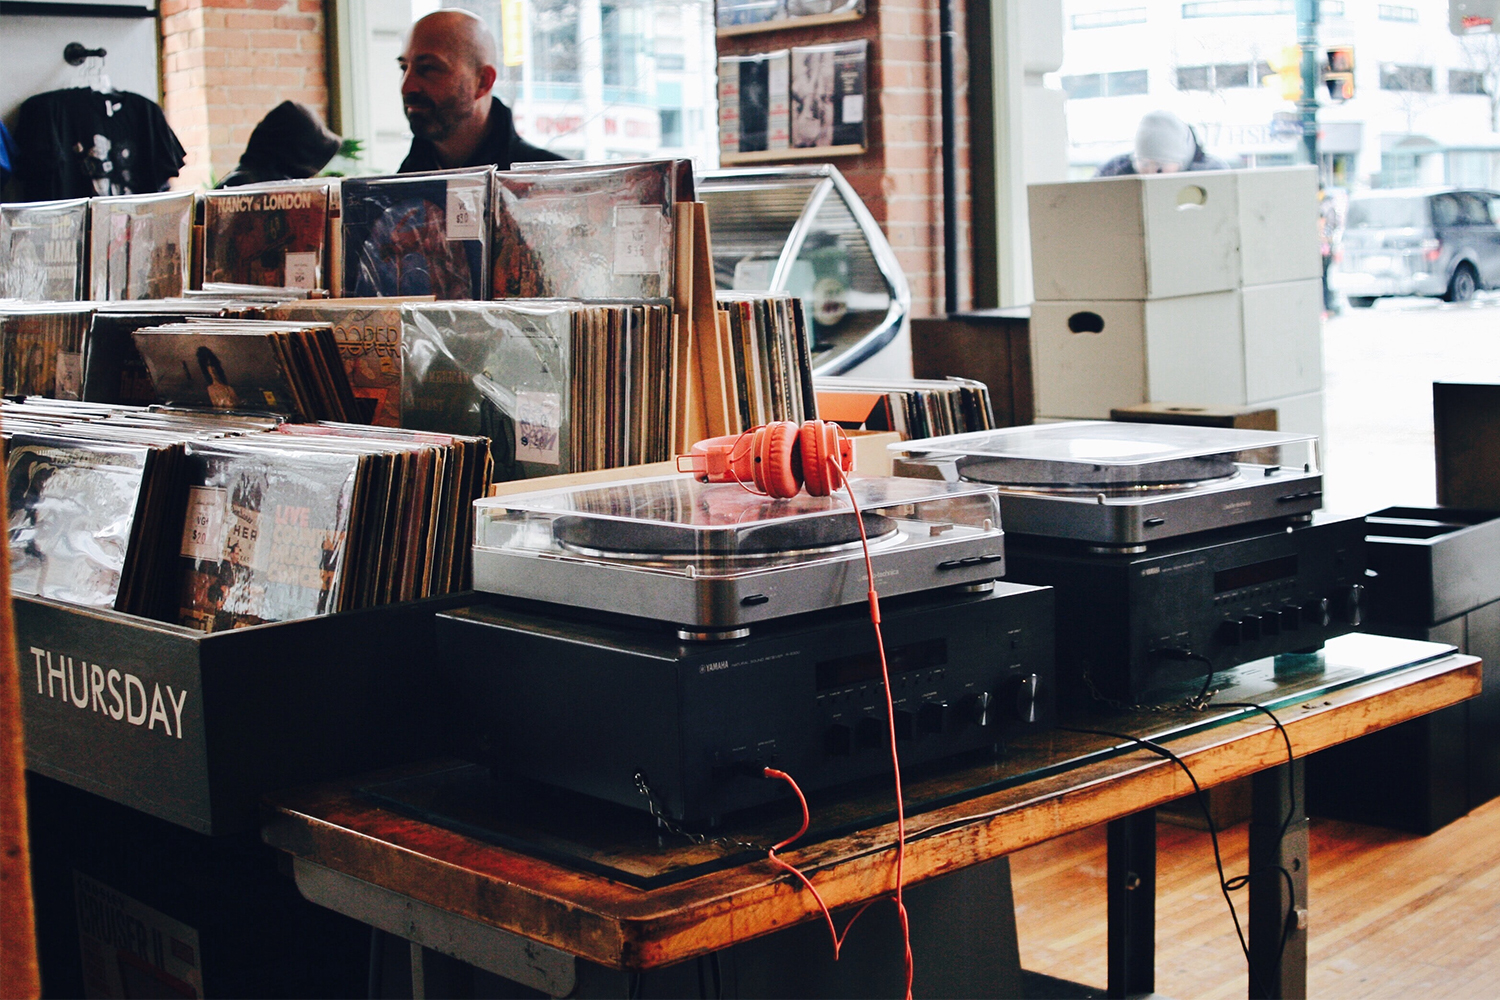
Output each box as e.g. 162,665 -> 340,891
717,0 -> 972,319
160,0 -> 329,190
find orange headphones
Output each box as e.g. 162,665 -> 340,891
678,420 -> 855,499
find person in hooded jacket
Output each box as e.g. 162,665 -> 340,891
1095,109 -> 1230,176
215,101 -> 342,188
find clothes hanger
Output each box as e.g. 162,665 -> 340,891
63,42 -> 112,93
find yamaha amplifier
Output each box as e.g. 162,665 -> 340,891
434,583 -> 1055,824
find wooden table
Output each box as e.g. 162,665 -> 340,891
261,634 -> 1480,998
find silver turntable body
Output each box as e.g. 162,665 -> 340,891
891,421 -> 1324,546
471,475 -> 1007,632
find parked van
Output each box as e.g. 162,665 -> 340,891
1330,188 -> 1500,307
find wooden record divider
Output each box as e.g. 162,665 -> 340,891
671,200 -> 737,452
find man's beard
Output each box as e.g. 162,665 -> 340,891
403,94 -> 470,142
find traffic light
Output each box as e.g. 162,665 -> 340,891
1324,47 -> 1354,101
1264,46 -> 1304,101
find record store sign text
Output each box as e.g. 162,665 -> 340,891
28,646 -> 189,740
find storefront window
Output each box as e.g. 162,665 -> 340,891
422,0 -> 717,162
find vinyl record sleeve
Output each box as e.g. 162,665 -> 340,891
790,40 -> 866,149
176,440 -> 360,631
87,191 -> 195,301
201,181 -> 332,289
342,169 -> 492,300
265,301 -> 405,426
716,0 -> 784,27
6,434 -> 152,609
401,301 -> 573,480
718,51 -> 790,154
0,304 -> 92,399
132,327 -> 302,415
492,161 -> 676,300
1,198 -> 90,302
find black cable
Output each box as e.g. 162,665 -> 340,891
710,950 -> 723,999
696,955 -> 708,999
1058,723 -> 1281,1000
628,970 -> 643,999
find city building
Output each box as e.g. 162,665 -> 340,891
1056,0 -> 1500,188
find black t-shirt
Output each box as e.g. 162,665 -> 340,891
398,97 -> 563,173
15,88 -> 186,201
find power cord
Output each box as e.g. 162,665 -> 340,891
1058,694 -> 1300,1000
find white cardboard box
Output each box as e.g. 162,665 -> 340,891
1029,171 -> 1241,301
1237,166 -> 1322,286
1242,278 -> 1323,402
1032,279 -> 1323,418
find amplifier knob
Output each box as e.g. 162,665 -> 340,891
1008,674 -> 1041,724
961,691 -> 993,728
1340,584 -> 1365,627
893,709 -> 917,741
824,724 -> 853,757
857,716 -> 887,749
1304,597 -> 1331,628
919,701 -> 951,734
1217,619 -> 1243,645
1280,606 -> 1302,631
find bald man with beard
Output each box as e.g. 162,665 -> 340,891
397,9 -> 564,172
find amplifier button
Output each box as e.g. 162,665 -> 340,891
1241,614 -> 1263,641
1279,606 -> 1302,631
857,716 -> 886,749
960,691 -> 993,728
1304,598 -> 1331,628
1008,674 -> 1041,724
1261,611 -> 1280,637
1217,619 -> 1243,645
824,724 -> 853,757
919,701 -> 950,734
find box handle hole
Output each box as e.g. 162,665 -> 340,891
1177,185 -> 1207,209
1067,311 -> 1105,334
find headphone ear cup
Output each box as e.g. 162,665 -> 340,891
799,420 -> 841,496
756,421 -> 803,498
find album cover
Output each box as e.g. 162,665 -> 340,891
176,440 -> 361,631
88,191 -> 195,301
82,310 -> 211,407
1,198 -> 90,302
0,304 -> 92,399
791,41 -> 866,149
6,434 -> 153,609
266,301 -> 405,426
717,0 -> 784,27
492,161 -> 677,300
401,301 -> 574,480
132,327 -> 301,414
201,180 -> 333,290
785,0 -> 861,15
719,51 -> 790,155
342,169 -> 492,300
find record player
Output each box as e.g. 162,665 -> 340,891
436,474 -> 1057,822
470,475 -> 1009,636
891,421 -> 1324,546
890,422 -> 1366,707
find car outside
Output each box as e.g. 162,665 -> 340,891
1330,188 -> 1500,307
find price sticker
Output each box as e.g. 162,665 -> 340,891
613,205 -> 664,275
181,486 -> 227,562
515,390 -> 561,465
284,252 -> 318,289
446,186 -> 483,240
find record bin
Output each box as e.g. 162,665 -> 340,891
1308,506 -> 1500,833
17,592 -> 471,836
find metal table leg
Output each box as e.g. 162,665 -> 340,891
1249,760 -> 1308,1000
1107,809 -> 1155,1000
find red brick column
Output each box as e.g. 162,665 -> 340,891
160,0 -> 329,190
717,0 -> 971,319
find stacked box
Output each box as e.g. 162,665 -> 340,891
1028,166 -> 1324,439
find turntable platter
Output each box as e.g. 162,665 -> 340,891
955,454 -> 1238,493
553,510 -> 899,560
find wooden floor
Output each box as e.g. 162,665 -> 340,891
1010,795 -> 1500,998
